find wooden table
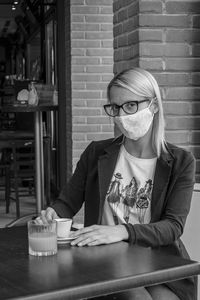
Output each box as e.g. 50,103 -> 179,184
1,104 -> 58,212
0,226 -> 200,300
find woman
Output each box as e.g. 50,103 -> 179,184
37,68 -> 196,300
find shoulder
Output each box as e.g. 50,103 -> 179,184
83,136 -> 122,156
165,142 -> 196,167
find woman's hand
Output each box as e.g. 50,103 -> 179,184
35,207 -> 59,224
70,224 -> 129,247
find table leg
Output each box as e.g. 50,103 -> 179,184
35,111 -> 43,213
39,112 -> 45,205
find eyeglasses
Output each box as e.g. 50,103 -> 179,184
103,100 -> 150,117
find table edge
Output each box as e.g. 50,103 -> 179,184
8,262 -> 200,300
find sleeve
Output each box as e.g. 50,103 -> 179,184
50,142 -> 94,218
124,152 -> 196,247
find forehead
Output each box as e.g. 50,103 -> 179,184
109,86 -> 145,104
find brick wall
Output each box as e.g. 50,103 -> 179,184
71,0 -> 114,169
113,0 -> 200,182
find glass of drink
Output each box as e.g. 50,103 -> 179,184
28,220 -> 57,256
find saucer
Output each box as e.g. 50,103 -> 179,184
57,232 -> 76,244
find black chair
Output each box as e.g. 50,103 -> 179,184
6,139 -> 35,218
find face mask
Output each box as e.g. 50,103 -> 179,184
114,105 -> 154,140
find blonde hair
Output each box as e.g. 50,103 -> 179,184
107,68 -> 166,157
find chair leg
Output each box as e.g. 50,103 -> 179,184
5,166 -> 10,214
14,176 -> 20,218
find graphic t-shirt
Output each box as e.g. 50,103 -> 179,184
101,145 -> 157,225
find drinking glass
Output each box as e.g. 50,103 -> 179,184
28,220 -> 57,256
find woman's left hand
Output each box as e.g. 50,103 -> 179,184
70,224 -> 129,247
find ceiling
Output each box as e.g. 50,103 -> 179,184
0,0 -> 22,38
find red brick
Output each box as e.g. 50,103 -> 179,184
71,6 -> 99,14
123,46 -> 139,60
85,32 -> 113,40
71,32 -> 84,39
128,30 -> 139,45
86,0 -> 113,5
118,8 -> 128,22
100,7 -> 113,14
86,100 -> 107,107
139,58 -> 163,70
140,1 -> 162,14
128,2 -> 139,17
153,72 -> 190,86
101,24 -> 113,31
72,23 -> 99,31
86,65 -> 113,73
191,102 -> 200,114
86,82 -> 108,90
193,16 -> 200,28
72,40 -> 101,48
86,48 -> 113,56
72,82 -> 86,90
139,29 -> 163,42
123,16 -> 139,32
166,1 -> 200,14
165,130 -> 190,144
191,73 -> 200,85
71,49 -> 85,56
113,24 -> 123,36
72,57 -> 100,65
71,0 -> 85,4
165,58 -> 200,71
72,91 -> 101,99
140,43 -> 190,57
73,117 -> 86,124
118,35 -> 128,47
72,74 -> 101,82
87,116 -> 110,124
101,40 -> 113,48
192,44 -> 200,57
102,125 -> 115,132
87,133 -> 114,140
73,133 -> 87,141
165,87 -> 200,100
71,15 -> 85,22
163,101 -> 191,115
85,15 -> 113,23
101,57 -> 113,64
166,29 -> 200,43
73,125 -> 101,132
165,116 -> 200,130
140,15 -> 190,28
190,131 -> 200,144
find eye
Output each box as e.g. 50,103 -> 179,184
124,102 -> 137,110
112,104 -> 119,111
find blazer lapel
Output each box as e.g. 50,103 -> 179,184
97,137 -> 122,223
151,149 -> 174,222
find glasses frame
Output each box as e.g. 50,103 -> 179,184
103,99 -> 150,117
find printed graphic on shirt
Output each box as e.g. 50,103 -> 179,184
106,172 -> 153,225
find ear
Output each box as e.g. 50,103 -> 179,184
152,98 -> 159,114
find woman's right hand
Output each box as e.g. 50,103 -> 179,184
35,207 -> 59,224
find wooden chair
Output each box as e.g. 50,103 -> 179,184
6,139 -> 35,218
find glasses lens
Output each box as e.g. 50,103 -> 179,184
104,104 -> 119,116
123,102 -> 138,114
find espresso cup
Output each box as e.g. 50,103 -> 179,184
55,218 -> 72,238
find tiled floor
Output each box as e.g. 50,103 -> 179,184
0,190 -> 36,228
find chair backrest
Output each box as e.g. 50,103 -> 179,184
11,140 -> 35,179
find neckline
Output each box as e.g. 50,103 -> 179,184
121,144 -> 157,161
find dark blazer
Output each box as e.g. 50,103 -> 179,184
51,136 -> 196,300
